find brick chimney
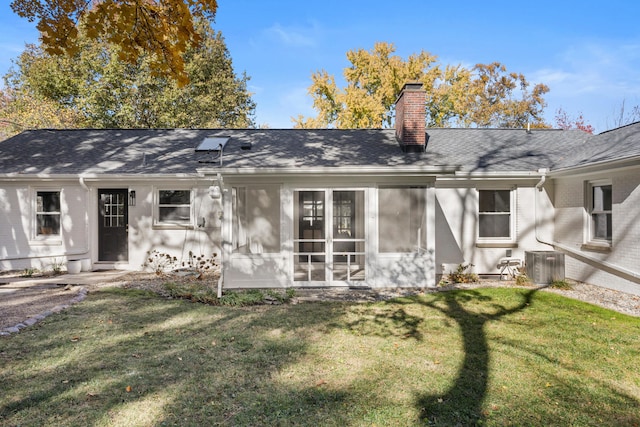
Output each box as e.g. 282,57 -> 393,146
395,82 -> 426,152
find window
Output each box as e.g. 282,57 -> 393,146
232,185 -> 281,254
157,190 -> 192,225
378,187 -> 426,253
589,183 -> 612,242
478,189 -> 512,240
36,191 -> 60,236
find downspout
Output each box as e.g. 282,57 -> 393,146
534,169 -> 640,283
212,173 -> 225,298
534,169 -> 552,246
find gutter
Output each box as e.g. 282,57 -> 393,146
549,156 -> 640,177
196,165 -> 460,177
534,168 -> 640,283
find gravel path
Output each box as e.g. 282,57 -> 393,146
2,274 -> 639,335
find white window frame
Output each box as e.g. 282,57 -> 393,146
33,188 -> 62,241
586,180 -> 612,247
477,187 -> 516,246
153,188 -> 194,228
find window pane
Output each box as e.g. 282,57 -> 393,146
37,192 -> 60,213
592,213 -> 612,240
159,190 -> 190,204
479,213 -> 510,238
479,190 -> 510,213
159,206 -> 191,222
593,185 -> 612,211
37,214 -> 60,235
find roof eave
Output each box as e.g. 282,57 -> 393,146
549,155 -> 640,177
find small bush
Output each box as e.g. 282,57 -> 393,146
550,279 -> 572,290
143,250 -> 178,275
143,249 -> 219,277
50,258 -> 64,275
515,268 -> 532,286
21,268 -> 39,277
447,263 -> 479,284
163,281 -> 294,306
180,251 -> 218,277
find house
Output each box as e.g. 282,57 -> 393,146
1,83 -> 639,296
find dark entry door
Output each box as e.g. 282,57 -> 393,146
98,189 -> 128,261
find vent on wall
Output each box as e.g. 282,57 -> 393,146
525,251 -> 565,284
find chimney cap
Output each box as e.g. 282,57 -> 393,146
401,82 -> 424,91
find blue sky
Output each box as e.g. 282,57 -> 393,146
1,0 -> 639,132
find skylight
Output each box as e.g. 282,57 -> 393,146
196,137 -> 230,152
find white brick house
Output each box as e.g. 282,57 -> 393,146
1,83 -> 639,295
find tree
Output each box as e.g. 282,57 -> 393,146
609,99 -> 640,128
294,42 -> 550,129
554,108 -> 594,134
0,88 -> 81,140
1,20 -> 255,132
10,0 -> 218,86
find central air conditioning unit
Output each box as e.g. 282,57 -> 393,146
525,251 -> 565,285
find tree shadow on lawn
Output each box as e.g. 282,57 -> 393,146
2,287 -> 639,426
411,289 -> 538,425
0,290 -> 358,426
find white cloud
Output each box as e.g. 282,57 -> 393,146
253,83 -> 314,129
264,22 -> 320,48
532,39 -> 640,131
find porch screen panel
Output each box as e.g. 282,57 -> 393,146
333,191 -> 365,281
378,187 -> 426,253
294,191 -> 326,281
232,185 -> 281,254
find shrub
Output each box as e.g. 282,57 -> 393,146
550,279 -> 572,290
50,258 -> 64,275
143,249 -> 219,277
180,251 -> 218,277
163,281 -> 295,306
515,268 -> 532,286
21,268 -> 39,277
143,250 -> 178,275
447,263 -> 479,284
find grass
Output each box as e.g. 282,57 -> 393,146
1,286 -> 639,426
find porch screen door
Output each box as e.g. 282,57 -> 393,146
294,190 -> 365,283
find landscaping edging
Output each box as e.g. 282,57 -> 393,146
0,286 -> 88,336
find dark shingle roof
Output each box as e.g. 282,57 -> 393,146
0,124 -> 634,176
555,121 -> 640,170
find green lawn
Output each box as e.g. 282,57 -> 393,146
1,286 -> 639,426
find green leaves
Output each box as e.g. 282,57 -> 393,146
295,42 -> 551,129
1,19 -> 255,134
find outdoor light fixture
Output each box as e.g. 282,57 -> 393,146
129,190 -> 136,206
208,173 -> 224,200
208,185 -> 221,199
